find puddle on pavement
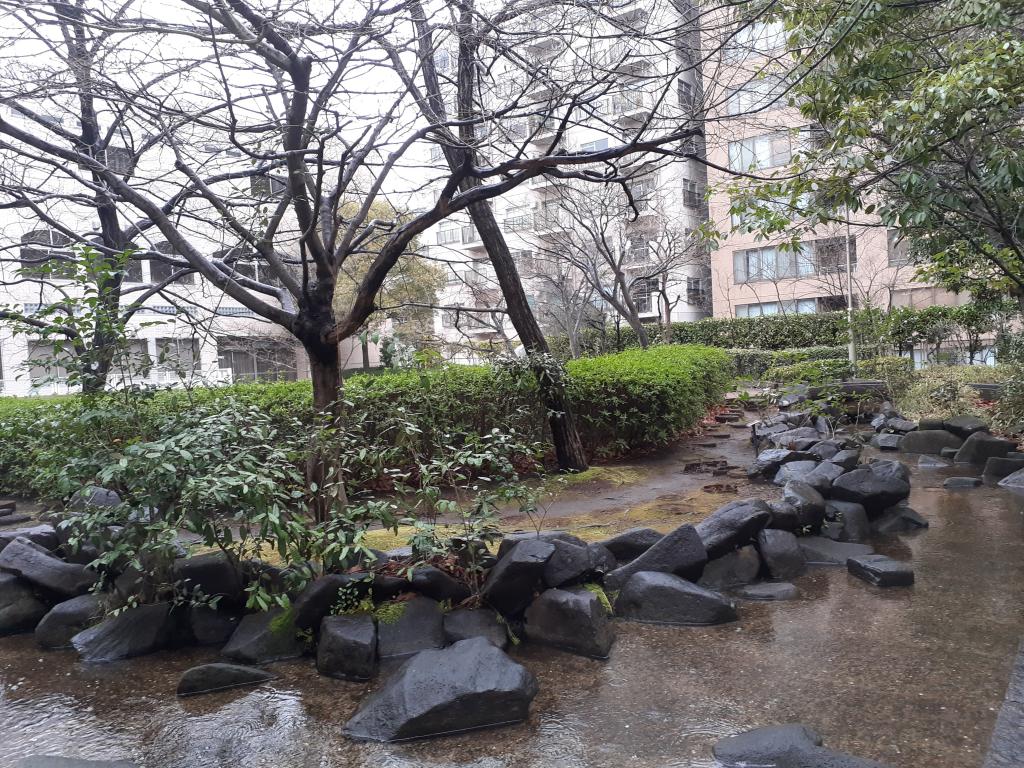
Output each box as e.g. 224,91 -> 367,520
1,457 -> 1022,767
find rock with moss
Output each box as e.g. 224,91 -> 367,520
376,596 -> 445,661
524,587 -> 615,659
220,606 -> 304,664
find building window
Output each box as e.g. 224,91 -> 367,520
625,236 -> 650,264
733,244 -> 814,283
629,176 -> 656,211
512,250 -> 535,270
99,146 -> 134,175
429,144 -> 445,163
888,230 -> 911,266
728,130 -> 797,172
151,242 -> 196,285
217,338 -> 296,382
155,337 -> 200,373
724,21 -> 786,61
686,276 -> 708,305
682,179 -> 705,208
251,174 -> 287,199
813,236 -> 857,274
677,80 -> 695,110
736,299 -> 816,317
20,229 -> 73,278
436,225 -> 461,245
579,137 -> 610,153
630,277 -> 659,314
727,75 -> 784,115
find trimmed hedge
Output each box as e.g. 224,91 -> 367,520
763,359 -> 854,385
0,345 -> 733,497
728,345 -> 847,379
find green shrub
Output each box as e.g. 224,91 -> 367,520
898,364 -> 1013,420
857,356 -> 914,388
565,345 -> 733,456
727,349 -> 774,379
770,346 -> 848,366
763,359 -> 854,385
0,345 -> 732,498
727,345 -> 847,380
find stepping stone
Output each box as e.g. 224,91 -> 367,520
733,581 -> 798,601
984,456 -> 1024,479
999,467 -> 1024,489
799,537 -> 874,565
713,724 -> 892,768
871,504 -> 929,534
847,554 -> 915,587
177,662 -> 275,696
940,446 -> 960,459
0,514 -> 32,526
944,476 -> 982,489
918,455 -> 951,469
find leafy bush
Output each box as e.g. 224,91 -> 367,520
565,345 -> 733,456
728,346 -> 847,380
857,356 -> 914,388
770,346 -> 848,366
763,359 -> 854,385
727,349 -> 775,379
895,364 -> 1012,420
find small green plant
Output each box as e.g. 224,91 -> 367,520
373,600 -> 408,625
582,583 -> 613,615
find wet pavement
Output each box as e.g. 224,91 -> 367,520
1,442 -> 1023,767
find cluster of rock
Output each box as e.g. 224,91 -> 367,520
869,406 -> 1024,488
747,409 -> 922,585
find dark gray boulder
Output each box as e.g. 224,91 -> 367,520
733,582 -> 799,601
766,501 -> 800,533
410,566 -> 471,604
984,456 -> 1024,480
770,427 -> 823,451
848,554 -> 914,587
870,433 -> 902,451
0,537 -> 95,597
342,637 -> 538,742
747,449 -> 816,479
495,530 -> 577,560
899,429 -> 963,455
603,523 -> 707,592
695,499 -> 772,560
480,539 -> 554,616
772,461 -> 819,487
177,662 -> 275,696
713,724 -> 891,768
524,587 -> 614,659
542,538 -> 593,588
172,552 -> 245,606
615,571 -> 737,626
998,467 -> 1024,488
221,607 -> 304,664
830,465 -> 910,515
317,614 -> 377,680
809,441 -> 840,461
919,417 -> 945,431
944,476 -> 982,489
372,574 -> 409,602
72,602 -> 177,662
830,449 -> 861,471
944,415 -> 990,440
596,527 -> 662,561
188,606 -> 241,646
698,545 -> 761,590
586,543 -> 617,575
871,504 -> 929,534
886,418 -> 918,434
0,525 -> 58,553
292,574 -> 356,630
376,596 -> 446,661
940,446 -> 960,459
800,537 -> 874,565
804,461 -> 846,492
782,482 -> 826,532
35,594 -> 101,649
868,459 -> 911,483
756,530 -> 805,580
443,608 -> 507,650
68,486 -> 122,511
954,432 -> 1017,466
822,501 -> 871,543
0,573 -> 49,635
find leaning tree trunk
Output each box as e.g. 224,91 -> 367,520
467,200 -> 589,472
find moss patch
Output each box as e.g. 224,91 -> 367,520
373,600 -> 408,625
582,582 -> 613,615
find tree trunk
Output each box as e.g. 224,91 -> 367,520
467,201 -> 589,472
302,335 -> 346,521
360,334 -> 371,370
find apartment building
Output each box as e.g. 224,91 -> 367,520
0,109 -> 374,396
419,3 -> 712,358
701,19 -> 966,322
